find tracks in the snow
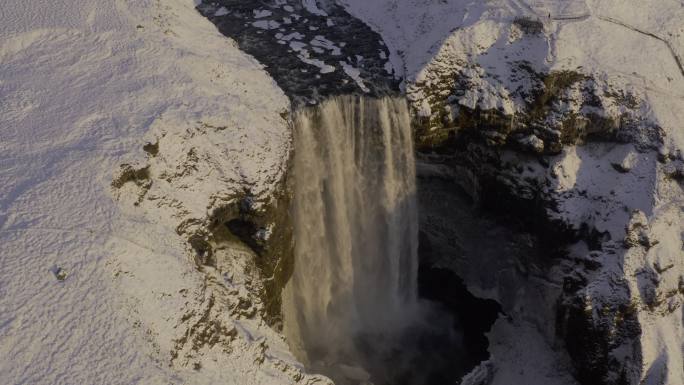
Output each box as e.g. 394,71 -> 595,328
597,15 -> 684,80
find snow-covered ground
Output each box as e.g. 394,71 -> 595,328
0,1 -> 325,384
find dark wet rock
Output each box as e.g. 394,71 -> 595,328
663,160 -> 684,180
111,163 -> 150,189
143,141 -> 159,156
207,185 -> 295,326
418,264 -> 501,370
111,163 -> 152,205
51,266 -> 68,281
556,293 -> 642,385
513,17 -> 544,35
415,130 -> 651,384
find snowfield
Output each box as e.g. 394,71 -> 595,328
0,0 -> 323,384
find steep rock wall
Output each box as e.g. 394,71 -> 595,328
339,0 -> 684,384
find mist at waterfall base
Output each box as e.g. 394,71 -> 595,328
282,96 -> 468,385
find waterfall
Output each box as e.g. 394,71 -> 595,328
282,95 -> 419,383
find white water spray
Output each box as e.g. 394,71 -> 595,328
282,95 -> 420,383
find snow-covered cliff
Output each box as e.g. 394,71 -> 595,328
337,0 -> 684,383
1,0 -> 325,384
2,0 -> 683,384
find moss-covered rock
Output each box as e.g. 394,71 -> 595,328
412,67 -> 661,157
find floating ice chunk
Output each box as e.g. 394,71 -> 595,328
253,9 -> 273,18
214,7 -> 229,17
293,43 -> 335,73
289,41 -> 307,52
302,0 -> 327,16
279,32 -> 305,41
340,61 -> 369,92
310,35 -> 341,55
252,20 -> 281,29
283,5 -> 294,12
300,56 -> 336,73
326,18 -> 335,27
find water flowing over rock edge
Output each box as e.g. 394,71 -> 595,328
283,95 -> 421,384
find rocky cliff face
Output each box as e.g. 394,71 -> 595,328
109,60 -> 330,384
337,0 -> 684,384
